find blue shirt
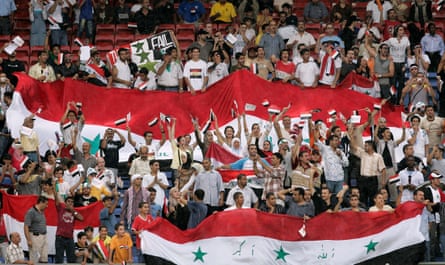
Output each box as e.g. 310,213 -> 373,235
320,35 -> 345,49
100,207 -> 117,236
79,0 -> 94,20
0,0 -> 16,16
150,203 -> 162,219
259,33 -> 285,59
230,158 -> 270,170
303,1 -> 328,21
421,33 -> 445,55
177,0 -> 206,23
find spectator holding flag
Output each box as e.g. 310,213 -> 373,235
83,50 -> 112,87
28,51 -> 56,83
318,41 -> 341,88
183,47 -> 209,94
54,193 -> 84,264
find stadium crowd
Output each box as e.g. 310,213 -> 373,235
2,0 -> 445,264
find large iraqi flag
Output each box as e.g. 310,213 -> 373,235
8,71 -> 403,161
140,202 -> 425,265
1,192 -> 102,255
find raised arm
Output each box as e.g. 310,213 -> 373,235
159,122 -> 166,147
213,115 -> 226,145
127,125 -> 136,148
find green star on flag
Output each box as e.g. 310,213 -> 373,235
82,133 -> 101,155
132,41 -> 145,53
136,51 -> 150,64
274,245 -> 290,262
192,246 -> 207,262
364,240 -> 379,254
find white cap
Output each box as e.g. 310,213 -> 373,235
131,174 -> 143,182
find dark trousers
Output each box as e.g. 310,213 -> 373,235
0,17 -> 11,35
393,62 -> 405,103
358,175 -> 378,207
55,235 -> 76,263
426,51 -> 441,73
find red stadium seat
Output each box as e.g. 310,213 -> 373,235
14,19 -> 31,30
96,33 -> 115,45
15,45 -> 30,57
29,56 -> 38,66
60,45 -> 71,53
96,24 -> 115,33
158,24 -> 176,33
176,24 -> 195,35
30,46 -> 45,58
97,43 -> 115,54
16,54 -> 30,67
96,39 -> 115,50
115,31 -> 135,45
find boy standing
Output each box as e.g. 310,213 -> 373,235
109,223 -> 132,264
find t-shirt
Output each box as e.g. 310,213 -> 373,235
183,59 -> 208,91
318,50 -> 342,85
56,204 -> 75,238
420,117 -> 444,146
284,196 -> 314,217
275,61 -> 295,80
207,62 -> 229,87
385,37 -> 410,63
209,2 -> 236,23
100,207 -> 117,236
110,233 -> 133,263
100,140 -> 124,169
131,214 -> 154,249
187,201 -> 208,229
295,61 -> 319,86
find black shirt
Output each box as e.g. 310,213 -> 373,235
154,2 -> 175,24
2,59 -> 25,86
56,63 -> 79,78
100,140 -> 124,169
134,9 -> 160,34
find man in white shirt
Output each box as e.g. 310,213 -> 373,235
318,41 -> 342,88
142,160 -> 169,206
112,48 -> 132,89
286,21 -> 316,56
155,47 -> 183,92
397,156 -> 424,203
46,0 -> 69,46
366,0 -> 393,23
225,174 -> 258,208
183,47 -> 208,95
6,232 -> 33,265
295,48 -> 319,87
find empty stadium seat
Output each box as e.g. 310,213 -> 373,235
30,46 -> 44,58
96,24 -> 116,36
176,24 -> 195,35
158,24 -> 176,33
15,45 -> 29,58
97,43 -> 114,53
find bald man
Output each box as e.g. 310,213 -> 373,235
6,232 -> 33,264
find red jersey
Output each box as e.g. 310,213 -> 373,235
131,214 -> 154,249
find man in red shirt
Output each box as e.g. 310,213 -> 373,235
54,193 -> 84,264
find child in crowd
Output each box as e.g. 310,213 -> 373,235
148,187 -> 162,219
75,231 -> 92,265
131,201 -> 154,263
92,225 -> 111,263
109,223 -> 132,264
100,194 -> 119,237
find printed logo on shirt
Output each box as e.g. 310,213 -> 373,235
190,68 -> 202,79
